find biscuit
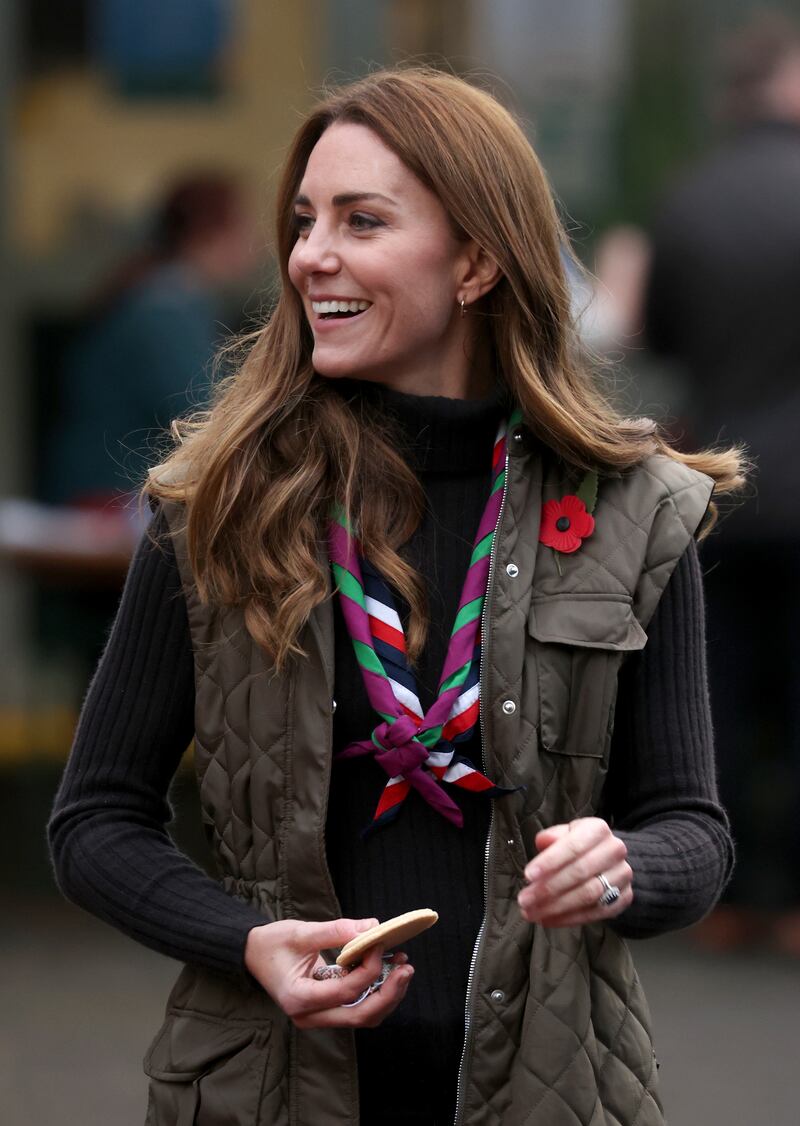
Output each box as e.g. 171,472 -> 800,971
336,908 -> 439,967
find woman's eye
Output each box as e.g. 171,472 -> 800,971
350,212 -> 383,231
293,213 -> 314,236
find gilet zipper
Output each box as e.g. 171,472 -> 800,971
453,445 -> 510,1125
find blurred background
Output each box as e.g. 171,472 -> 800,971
2,1 -> 800,1123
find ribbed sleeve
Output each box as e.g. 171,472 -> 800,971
47,510 -> 266,976
605,539 -> 734,938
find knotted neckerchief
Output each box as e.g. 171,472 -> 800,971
328,407 -> 522,833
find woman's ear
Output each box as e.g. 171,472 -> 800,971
458,241 -> 502,306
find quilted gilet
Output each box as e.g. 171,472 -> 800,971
144,430 -> 713,1126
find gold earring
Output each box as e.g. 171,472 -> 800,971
459,297 -> 466,317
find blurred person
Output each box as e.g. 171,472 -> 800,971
572,225 -> 652,354
34,172 -> 259,683
45,171 -> 259,506
645,11 -> 800,953
49,69 -> 745,1125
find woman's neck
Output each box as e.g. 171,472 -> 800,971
329,377 -> 509,473
336,335 -> 496,401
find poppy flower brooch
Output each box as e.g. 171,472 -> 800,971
539,469 -> 598,574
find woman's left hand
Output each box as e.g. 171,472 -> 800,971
517,817 -> 633,927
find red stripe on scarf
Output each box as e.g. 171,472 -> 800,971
442,700 -> 480,741
374,779 -> 411,820
368,614 -> 406,653
452,772 -> 495,792
491,436 -> 504,470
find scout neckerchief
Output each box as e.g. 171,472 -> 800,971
328,408 -> 522,833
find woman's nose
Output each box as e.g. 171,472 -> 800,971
294,223 -> 341,275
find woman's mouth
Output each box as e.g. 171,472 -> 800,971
311,298 -> 371,321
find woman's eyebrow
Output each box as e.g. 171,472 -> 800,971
294,191 -> 397,207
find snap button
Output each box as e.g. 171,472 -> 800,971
331,698 -> 337,714
502,699 -> 516,715
505,562 -> 519,578
490,990 -> 505,1003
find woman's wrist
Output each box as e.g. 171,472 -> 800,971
244,922 -> 275,986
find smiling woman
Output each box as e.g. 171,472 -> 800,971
287,123 -> 500,396
49,68 -> 746,1126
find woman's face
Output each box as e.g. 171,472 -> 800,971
288,122 -> 477,396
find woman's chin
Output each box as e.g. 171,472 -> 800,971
312,349 -> 368,381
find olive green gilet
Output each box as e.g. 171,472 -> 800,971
144,432 -> 712,1126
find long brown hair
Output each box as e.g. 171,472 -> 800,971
147,67 -> 746,669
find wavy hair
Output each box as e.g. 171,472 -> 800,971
147,67 -> 746,669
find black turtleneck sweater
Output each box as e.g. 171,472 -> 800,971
49,385 -> 732,1124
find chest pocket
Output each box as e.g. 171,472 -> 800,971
527,594 -> 647,759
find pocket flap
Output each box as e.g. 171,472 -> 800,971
528,595 -> 647,651
144,1010 -> 267,1082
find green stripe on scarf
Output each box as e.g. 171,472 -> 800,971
332,562 -> 366,609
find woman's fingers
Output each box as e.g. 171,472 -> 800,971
518,818 -> 633,924
298,916 -> 380,953
539,859 -> 633,921
295,959 -> 415,1030
526,818 -> 611,884
245,917 -> 415,1029
518,859 -> 633,924
533,877 -> 635,928
281,942 -> 387,1018
532,823 -> 571,851
530,837 -> 627,899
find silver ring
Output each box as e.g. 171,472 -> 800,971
597,873 -> 621,908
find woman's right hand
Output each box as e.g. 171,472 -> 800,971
244,917 -> 414,1029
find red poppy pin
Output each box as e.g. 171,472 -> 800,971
539,470 -> 598,572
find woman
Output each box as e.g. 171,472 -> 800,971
46,172 -> 256,506
49,69 -> 744,1125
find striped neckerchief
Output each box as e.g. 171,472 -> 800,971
328,408 -> 521,833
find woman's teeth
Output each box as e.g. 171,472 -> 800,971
312,299 -> 371,317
